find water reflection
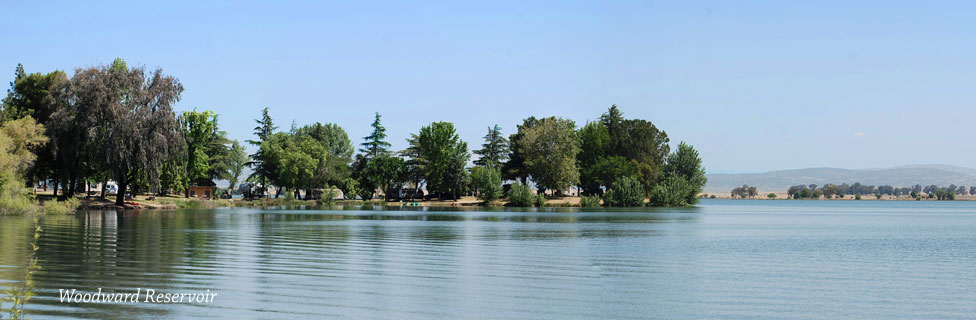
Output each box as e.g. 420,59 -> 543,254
1,202 -> 972,319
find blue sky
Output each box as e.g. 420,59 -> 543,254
2,1 -> 974,173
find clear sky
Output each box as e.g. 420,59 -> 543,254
2,1 -> 974,173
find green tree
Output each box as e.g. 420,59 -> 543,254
506,182 -> 535,207
222,140 -> 248,193
473,124 -> 509,169
577,121 -> 610,195
366,154 -> 407,200
603,176 -> 645,207
179,109 -> 229,195
517,117 -> 579,194
649,176 -> 691,207
413,122 -> 470,200
294,122 -> 354,190
661,142 -> 706,205
360,112 -> 391,160
0,116 -> 47,213
502,117 -> 540,183
470,166 -> 502,202
246,107 -> 277,197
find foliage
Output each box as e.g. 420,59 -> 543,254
501,117 -> 539,183
577,121 -> 610,195
661,142 -> 706,205
42,197 -> 80,215
412,122 -> 470,200
223,140 -> 248,192
580,194 -> 602,208
367,155 -> 407,200
731,184 -> 758,198
473,124 -> 509,169
506,182 -> 534,207
360,112 -> 391,159
246,107 -> 277,197
534,194 -> 546,207
649,175 -> 691,207
516,116 -> 579,193
603,176 -> 645,207
767,193 -> 777,199
179,109 -> 231,192
72,59 -> 185,205
470,166 -> 502,202
0,117 -> 47,215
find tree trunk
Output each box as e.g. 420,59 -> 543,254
100,178 -> 108,200
116,180 -> 128,206
275,187 -> 282,199
52,176 -> 59,199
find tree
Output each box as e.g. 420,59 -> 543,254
473,124 -> 508,169
222,140 -> 248,193
660,142 -> 707,205
413,122 -> 469,200
3,69 -> 71,194
179,109 -> 228,195
367,155 -> 407,200
262,132 -> 322,198
246,107 -> 277,197
294,122 -> 354,190
577,121 -> 610,195
603,176 -> 645,207
79,59 -> 185,206
516,116 -> 579,194
0,116 -> 47,213
360,112 -> 391,160
470,166 -> 502,202
502,117 -> 540,183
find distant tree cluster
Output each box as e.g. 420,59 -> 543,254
730,184 -> 758,198
783,182 -> 974,200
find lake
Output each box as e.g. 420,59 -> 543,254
1,199 -> 975,319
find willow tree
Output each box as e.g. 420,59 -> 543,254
78,59 -> 185,206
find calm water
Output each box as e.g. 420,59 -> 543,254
1,200 -> 975,319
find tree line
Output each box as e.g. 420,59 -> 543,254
0,61 -> 706,209
785,183 -> 974,200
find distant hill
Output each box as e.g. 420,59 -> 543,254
704,165 -> 976,193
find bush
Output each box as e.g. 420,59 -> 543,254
855,193 -> 862,200
470,166 -> 502,202
580,195 -> 601,208
767,193 -> 776,199
534,194 -> 546,207
42,197 -> 81,215
507,182 -> 534,207
317,188 -> 337,206
649,176 -> 692,207
604,176 -> 646,207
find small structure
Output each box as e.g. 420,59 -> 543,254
188,179 -> 216,199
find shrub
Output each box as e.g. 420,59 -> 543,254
767,193 -> 776,199
855,193 -> 862,200
534,194 -> 546,207
317,188 -> 337,206
470,166 -> 502,202
42,197 -> 80,215
580,195 -> 601,208
507,182 -> 534,207
604,176 -> 646,207
649,176 -> 690,207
